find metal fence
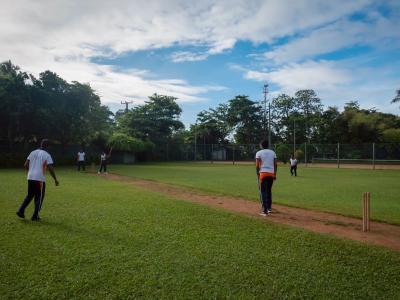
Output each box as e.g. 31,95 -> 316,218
160,143 -> 400,168
1,142 -> 399,168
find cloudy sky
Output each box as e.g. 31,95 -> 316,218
1,0 -> 399,126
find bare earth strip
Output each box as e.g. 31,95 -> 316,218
102,173 -> 400,252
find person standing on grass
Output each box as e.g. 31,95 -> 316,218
16,139 -> 59,221
256,140 -> 277,216
77,148 -> 86,171
290,155 -> 298,176
98,148 -> 112,174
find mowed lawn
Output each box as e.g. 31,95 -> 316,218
1,169 -> 400,299
112,163 -> 400,225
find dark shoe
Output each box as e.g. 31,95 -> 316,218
31,217 -> 41,221
16,211 -> 25,219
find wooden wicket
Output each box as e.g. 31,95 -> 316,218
362,192 -> 370,232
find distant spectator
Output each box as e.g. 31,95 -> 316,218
77,149 -> 86,171
290,155 -> 298,176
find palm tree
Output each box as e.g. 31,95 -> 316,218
392,89 -> 400,106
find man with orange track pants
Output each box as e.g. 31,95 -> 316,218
256,140 -> 277,216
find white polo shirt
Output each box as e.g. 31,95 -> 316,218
77,151 -> 86,161
290,158 -> 298,166
27,149 -> 54,182
255,149 -> 277,173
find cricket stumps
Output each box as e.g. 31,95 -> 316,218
362,192 -> 370,232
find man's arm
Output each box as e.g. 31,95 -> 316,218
256,158 -> 261,177
48,164 -> 59,186
274,158 -> 278,180
24,160 -> 29,171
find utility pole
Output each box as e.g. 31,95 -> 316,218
263,83 -> 271,148
121,100 -> 133,113
194,122 -> 197,161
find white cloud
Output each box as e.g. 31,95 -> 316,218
237,59 -> 400,113
244,61 -> 351,92
170,51 -> 209,63
1,0 -> 395,110
264,8 -> 400,63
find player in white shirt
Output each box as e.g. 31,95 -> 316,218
255,140 -> 277,216
98,148 -> 112,174
16,139 -> 59,221
77,149 -> 86,171
290,155 -> 298,176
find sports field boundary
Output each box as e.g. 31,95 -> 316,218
98,173 -> 400,252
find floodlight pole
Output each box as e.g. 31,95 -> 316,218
263,83 -> 271,147
293,119 -> 296,156
194,122 -> 197,161
268,102 -> 271,149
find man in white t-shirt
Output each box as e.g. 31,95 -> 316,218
16,139 -> 59,221
98,148 -> 112,174
77,149 -> 86,171
290,155 -> 298,176
255,140 -> 277,216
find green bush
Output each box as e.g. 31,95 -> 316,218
276,144 -> 291,163
108,133 -> 154,153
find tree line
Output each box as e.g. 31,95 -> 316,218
1,61 -> 399,160
190,91 -> 400,146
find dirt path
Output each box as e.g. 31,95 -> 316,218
102,173 -> 400,252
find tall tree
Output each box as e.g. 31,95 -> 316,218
117,94 -> 184,145
195,103 -> 230,144
226,95 -> 263,144
271,94 -> 296,142
294,89 -> 323,142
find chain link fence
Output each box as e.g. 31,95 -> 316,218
160,143 -> 400,168
1,142 -> 399,168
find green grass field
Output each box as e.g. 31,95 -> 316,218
111,163 -> 400,225
1,168 -> 400,299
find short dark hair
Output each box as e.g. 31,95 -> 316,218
40,139 -> 49,149
260,140 -> 269,149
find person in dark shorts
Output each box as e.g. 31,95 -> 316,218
290,155 -> 298,176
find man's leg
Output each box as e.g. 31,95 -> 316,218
266,177 -> 274,211
17,181 -> 35,217
290,166 -> 293,176
104,163 -> 107,173
82,162 -> 85,171
32,182 -> 45,220
294,166 -> 297,176
260,177 -> 268,213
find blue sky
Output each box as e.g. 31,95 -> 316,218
1,0 -> 399,127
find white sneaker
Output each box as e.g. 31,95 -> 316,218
259,212 -> 267,217
267,209 -> 272,214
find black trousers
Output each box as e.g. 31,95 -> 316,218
18,180 -> 46,219
77,161 -> 85,171
290,165 -> 297,176
260,176 -> 274,211
99,161 -> 107,173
